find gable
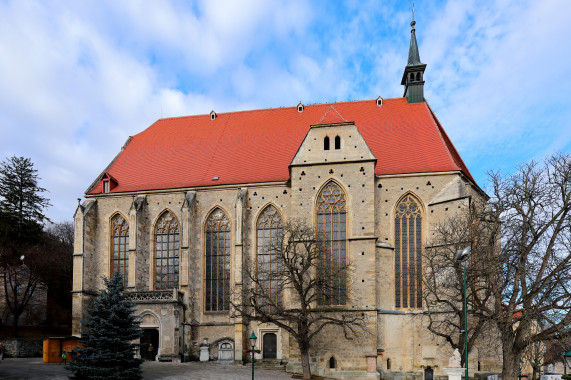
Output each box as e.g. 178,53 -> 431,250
290,122 -> 376,166
87,98 -> 475,194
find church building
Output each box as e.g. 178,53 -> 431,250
73,20 -> 500,379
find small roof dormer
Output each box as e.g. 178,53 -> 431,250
210,110 -> 217,120
100,172 -> 118,194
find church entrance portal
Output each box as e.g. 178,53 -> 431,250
424,366 -> 434,380
141,328 -> 159,360
263,333 -> 277,359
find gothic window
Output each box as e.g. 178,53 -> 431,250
154,211 -> 180,290
324,136 -> 330,150
111,214 -> 129,284
334,135 -> 341,150
317,182 -> 347,305
257,205 -> 283,313
394,195 -> 422,308
205,209 -> 231,311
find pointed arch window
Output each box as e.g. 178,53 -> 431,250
111,214 -> 129,284
334,135 -> 341,150
317,182 -> 347,305
154,211 -> 180,290
324,136 -> 330,150
257,205 -> 283,313
205,209 -> 231,311
395,195 -> 422,308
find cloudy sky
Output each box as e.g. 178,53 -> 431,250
1,0 -> 569,223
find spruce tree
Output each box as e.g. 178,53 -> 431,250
69,272 -> 142,379
0,155 -> 50,247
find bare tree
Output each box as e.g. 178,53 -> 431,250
422,199 -> 497,368
1,245 -> 43,336
233,220 -> 368,380
424,153 -> 571,380
486,153 -> 571,380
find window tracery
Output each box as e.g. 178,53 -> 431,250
205,209 -> 231,311
111,214 -> 129,284
257,205 -> 283,313
317,182 -> 347,305
395,195 -> 422,308
154,211 -> 180,290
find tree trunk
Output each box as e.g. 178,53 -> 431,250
299,340 -> 311,380
13,313 -> 20,338
502,344 -> 521,380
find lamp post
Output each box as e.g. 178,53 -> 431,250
455,246 -> 471,380
563,348 -> 571,376
249,331 -> 258,380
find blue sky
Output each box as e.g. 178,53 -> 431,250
0,0 -> 569,223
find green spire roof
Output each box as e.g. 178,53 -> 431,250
407,20 -> 423,66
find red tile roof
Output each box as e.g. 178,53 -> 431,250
316,105 -> 347,125
87,97 -> 475,194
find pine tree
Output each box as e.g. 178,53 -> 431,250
0,155 -> 50,247
69,272 -> 142,379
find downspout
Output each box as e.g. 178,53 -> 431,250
181,304 -> 186,362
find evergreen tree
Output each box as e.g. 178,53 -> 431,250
0,155 -> 50,248
69,272 -> 142,380
0,156 -> 50,336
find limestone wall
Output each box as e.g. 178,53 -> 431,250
74,135 -> 496,375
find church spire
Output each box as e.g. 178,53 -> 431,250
401,7 -> 427,104
407,20 -> 422,66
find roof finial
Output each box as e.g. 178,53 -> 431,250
411,1 -> 416,29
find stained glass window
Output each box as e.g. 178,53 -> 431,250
154,211 -> 180,290
257,205 -> 283,313
111,214 -> 129,284
205,209 -> 231,311
395,195 -> 422,308
317,182 -> 347,305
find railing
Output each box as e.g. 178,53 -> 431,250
125,289 -> 183,303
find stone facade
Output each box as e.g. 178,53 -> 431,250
72,126 -> 502,379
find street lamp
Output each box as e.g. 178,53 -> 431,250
564,348 -> 571,376
249,331 -> 258,380
455,246 -> 471,380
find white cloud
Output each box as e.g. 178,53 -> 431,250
0,0 -> 568,221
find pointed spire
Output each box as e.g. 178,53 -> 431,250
401,5 -> 427,104
407,20 -> 422,66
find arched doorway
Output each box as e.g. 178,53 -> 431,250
141,329 -> 159,360
425,366 -> 434,380
263,333 -> 277,359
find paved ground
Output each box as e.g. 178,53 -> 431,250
0,358 -> 297,380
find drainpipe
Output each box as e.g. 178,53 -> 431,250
181,304 -> 186,363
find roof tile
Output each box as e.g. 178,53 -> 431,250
88,98 -> 474,194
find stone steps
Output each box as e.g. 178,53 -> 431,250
243,359 -> 287,371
